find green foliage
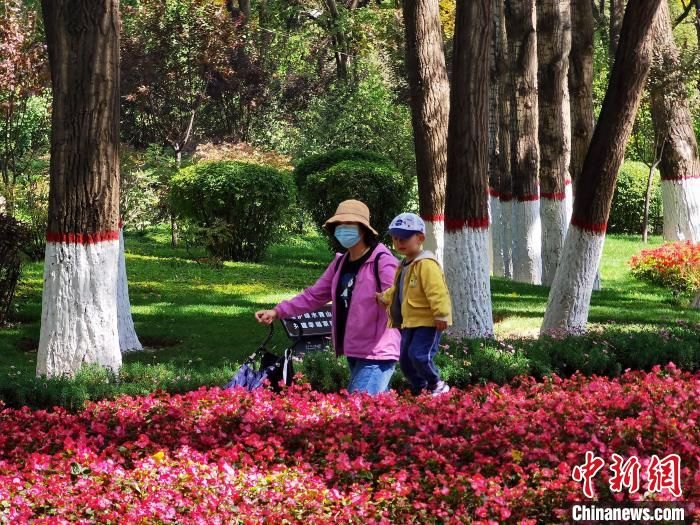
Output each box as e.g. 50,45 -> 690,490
294,148 -> 391,189
295,67 -> 416,178
13,159 -> 49,261
0,213 -> 29,325
301,159 -> 410,244
297,349 -> 350,393
120,145 -> 180,230
170,161 -> 295,261
608,161 -> 663,235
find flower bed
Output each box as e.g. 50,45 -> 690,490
1,366 -> 698,524
630,241 -> 700,295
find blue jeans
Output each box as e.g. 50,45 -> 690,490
400,327 -> 442,392
346,357 -> 396,395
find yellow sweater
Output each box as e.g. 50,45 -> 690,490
380,251 -> 452,329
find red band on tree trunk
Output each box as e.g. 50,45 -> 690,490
540,191 -> 568,200
570,217 -> 607,234
445,217 -> 490,231
46,230 -> 121,244
516,194 -> 540,202
499,193 -> 514,202
421,214 -> 445,222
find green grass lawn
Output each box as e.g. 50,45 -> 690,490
1,229 -> 697,407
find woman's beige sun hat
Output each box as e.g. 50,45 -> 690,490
323,199 -> 379,236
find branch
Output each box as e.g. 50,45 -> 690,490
674,1 -> 694,28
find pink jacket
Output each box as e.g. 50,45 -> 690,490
275,244 -> 401,361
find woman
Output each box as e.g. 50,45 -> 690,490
255,199 -> 400,394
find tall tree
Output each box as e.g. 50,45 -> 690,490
650,0 -> 700,242
403,0 -> 450,263
444,0 -> 494,337
489,0 -> 509,277
37,0 -> 122,377
117,225 -> 143,352
568,0 -> 595,184
537,0 -> 572,286
609,0 -> 626,61
496,0 -> 514,279
505,0 -> 542,284
542,0 -> 662,334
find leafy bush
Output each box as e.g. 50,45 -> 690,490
13,159 -> 49,261
301,159 -> 410,245
630,241 -> 700,295
293,148 -> 392,190
170,161 -> 295,261
608,161 -> 663,235
0,214 -> 30,325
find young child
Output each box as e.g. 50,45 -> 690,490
377,213 -> 452,396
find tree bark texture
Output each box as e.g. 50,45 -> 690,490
403,0 -> 450,260
649,0 -> 700,242
444,0 -> 494,337
537,0 -> 572,286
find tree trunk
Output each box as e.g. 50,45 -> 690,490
497,2 -> 514,279
569,0 -> 602,291
38,0 -> 122,377
649,0 -> 700,243
402,0 -> 450,264
489,0 -> 505,277
506,0 -> 542,285
692,289 -> 700,309
118,226 -> 143,352
444,0 -> 494,338
538,0 -> 572,286
569,0 -> 595,184
641,164 -> 654,243
542,0 -> 661,334
608,0 -> 626,62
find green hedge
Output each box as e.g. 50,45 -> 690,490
293,148 -> 392,189
170,161 -> 295,261
301,159 -> 410,245
609,161 -> 663,235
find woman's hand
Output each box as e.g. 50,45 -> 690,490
434,319 -> 448,331
255,309 -> 278,325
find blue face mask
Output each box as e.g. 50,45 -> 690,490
334,225 -> 362,249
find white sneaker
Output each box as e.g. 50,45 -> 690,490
431,381 -> 450,396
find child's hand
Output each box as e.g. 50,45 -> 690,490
375,292 -> 384,304
434,319 -> 448,331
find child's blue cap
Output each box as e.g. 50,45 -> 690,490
388,213 -> 425,239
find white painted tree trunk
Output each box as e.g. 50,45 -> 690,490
117,228 -> 142,352
423,218 -> 445,267
512,199 -> 543,284
490,194 -> 505,276
444,227 -> 494,337
37,240 -> 122,377
662,178 -> 700,242
541,194 -> 571,286
501,198 -> 514,278
541,225 -> 605,333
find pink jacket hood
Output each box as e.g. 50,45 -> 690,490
275,243 -> 400,361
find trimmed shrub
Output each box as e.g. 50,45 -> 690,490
608,161 -> 663,235
301,159 -> 410,245
0,214 -> 30,325
293,148 -> 391,189
630,241 -> 700,295
170,161 -> 295,262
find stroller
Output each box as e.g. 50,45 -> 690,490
225,305 -> 333,392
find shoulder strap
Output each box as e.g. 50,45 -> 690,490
334,254 -> 345,274
373,251 -> 384,292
